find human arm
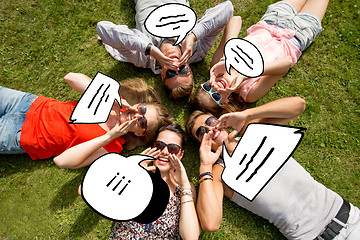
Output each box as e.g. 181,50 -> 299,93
64,72 -> 92,93
53,119 -> 137,169
219,97 -> 306,138
168,154 -> 201,239
179,32 -> 197,66
211,16 -> 242,67
197,131 -> 224,231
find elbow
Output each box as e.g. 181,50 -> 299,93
53,156 -> 73,169
294,97 -> 306,115
63,72 -> 76,84
201,221 -> 221,232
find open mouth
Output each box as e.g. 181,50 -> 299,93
158,157 -> 169,163
212,131 -> 221,140
216,79 -> 227,89
126,112 -> 135,121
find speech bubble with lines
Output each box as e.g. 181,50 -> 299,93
144,3 -> 197,45
224,38 -> 264,78
70,72 -> 121,124
221,124 -> 304,201
81,153 -> 170,223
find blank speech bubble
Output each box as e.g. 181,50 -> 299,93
70,72 -> 121,124
224,38 -> 264,78
81,153 -> 170,223
221,124 -> 304,201
144,3 -> 197,45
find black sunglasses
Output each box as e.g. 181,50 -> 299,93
153,140 -> 182,154
164,65 -> 191,80
195,116 -> 219,140
136,104 -> 147,130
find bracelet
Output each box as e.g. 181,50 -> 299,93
198,172 -> 213,180
145,43 -> 153,55
199,177 -> 213,184
219,57 -> 225,61
181,191 -> 193,198
181,199 -> 193,204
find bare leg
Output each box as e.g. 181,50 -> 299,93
298,0 -> 329,21
283,0 -> 307,13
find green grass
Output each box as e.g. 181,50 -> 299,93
1,0 -> 359,239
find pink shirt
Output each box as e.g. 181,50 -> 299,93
240,21 -> 302,101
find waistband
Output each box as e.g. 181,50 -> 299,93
314,199 -> 350,240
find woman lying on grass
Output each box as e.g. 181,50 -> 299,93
192,0 -> 329,115
186,97 -> 360,239
108,123 -> 201,240
0,73 -> 172,169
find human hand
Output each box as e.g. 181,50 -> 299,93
179,33 -> 196,66
199,131 -> 222,167
218,111 -> 248,139
209,60 -> 226,84
150,45 -> 179,70
107,118 -> 137,140
169,153 -> 191,189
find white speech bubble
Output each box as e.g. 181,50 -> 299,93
221,124 -> 304,201
70,72 -> 121,124
224,38 -> 264,78
144,3 -> 197,45
82,153 -> 155,221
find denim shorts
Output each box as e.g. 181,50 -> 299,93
261,1 -> 322,51
0,86 -> 38,154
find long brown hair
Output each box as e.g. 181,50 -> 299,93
119,78 -> 174,150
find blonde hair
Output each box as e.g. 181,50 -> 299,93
190,85 -> 246,117
118,78 -> 174,150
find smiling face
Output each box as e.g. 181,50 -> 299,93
191,113 -> 229,151
160,43 -> 193,91
153,130 -> 184,172
120,104 -> 159,137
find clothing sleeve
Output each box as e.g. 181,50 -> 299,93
103,137 -> 126,153
96,21 -> 152,69
189,1 -> 234,63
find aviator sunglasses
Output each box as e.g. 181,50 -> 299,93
195,116 -> 219,140
153,140 -> 182,154
136,103 -> 147,130
164,65 -> 191,80
201,82 -> 222,107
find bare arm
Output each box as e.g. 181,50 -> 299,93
169,154 -> 201,239
219,97 -> 306,138
197,132 -> 224,231
262,56 -> 292,76
211,16 -> 242,67
64,72 -> 92,93
53,119 -> 136,169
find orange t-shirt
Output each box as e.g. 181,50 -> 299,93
20,96 -> 126,160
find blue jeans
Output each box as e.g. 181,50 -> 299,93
0,86 -> 38,154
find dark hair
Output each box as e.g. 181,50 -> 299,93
157,123 -> 186,149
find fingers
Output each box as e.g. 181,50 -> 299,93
141,147 -> 161,158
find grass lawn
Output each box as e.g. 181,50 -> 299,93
1,0 -> 359,239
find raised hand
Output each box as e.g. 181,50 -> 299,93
199,131 -> 222,167
179,33 -> 196,66
169,153 -> 191,189
219,112 -> 247,139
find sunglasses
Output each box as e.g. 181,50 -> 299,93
164,65 -> 191,80
136,103 -> 147,130
153,140 -> 182,154
195,116 -> 219,140
201,82 -> 222,107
